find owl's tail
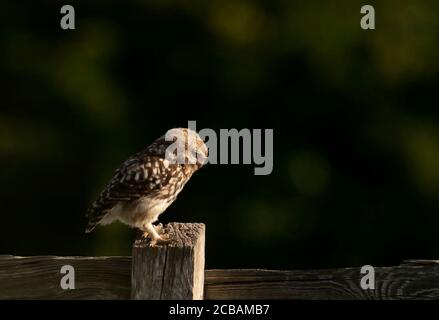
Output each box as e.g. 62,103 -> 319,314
85,204 -> 106,233
85,215 -> 99,233
85,192 -> 118,233
85,221 -> 97,233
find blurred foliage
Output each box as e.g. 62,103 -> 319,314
1,0 -> 439,269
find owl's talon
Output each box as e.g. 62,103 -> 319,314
154,223 -> 164,235
160,233 -> 170,241
148,234 -> 170,247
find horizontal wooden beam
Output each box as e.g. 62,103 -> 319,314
205,260 -> 439,299
1,255 -> 439,299
0,255 -> 131,299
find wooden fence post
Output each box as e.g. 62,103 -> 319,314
131,222 -> 205,300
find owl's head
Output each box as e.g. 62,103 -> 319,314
160,128 -> 208,168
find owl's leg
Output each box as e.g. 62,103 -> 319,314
154,223 -> 165,235
154,223 -> 171,242
141,223 -> 165,238
143,222 -> 170,246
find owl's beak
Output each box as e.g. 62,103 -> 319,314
197,152 -> 209,168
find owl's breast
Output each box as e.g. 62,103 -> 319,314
110,164 -> 195,229
113,196 -> 170,228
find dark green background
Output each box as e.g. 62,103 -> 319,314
1,0 -> 439,269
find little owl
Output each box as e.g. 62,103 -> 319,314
85,128 -> 208,245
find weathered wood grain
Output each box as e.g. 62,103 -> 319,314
0,255 -> 131,299
205,260 -> 439,300
2,255 -> 439,299
131,222 -> 205,300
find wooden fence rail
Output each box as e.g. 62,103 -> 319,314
1,223 -> 439,300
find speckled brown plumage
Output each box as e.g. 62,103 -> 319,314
85,128 -> 208,244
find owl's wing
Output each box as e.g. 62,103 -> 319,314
85,154 -> 175,233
